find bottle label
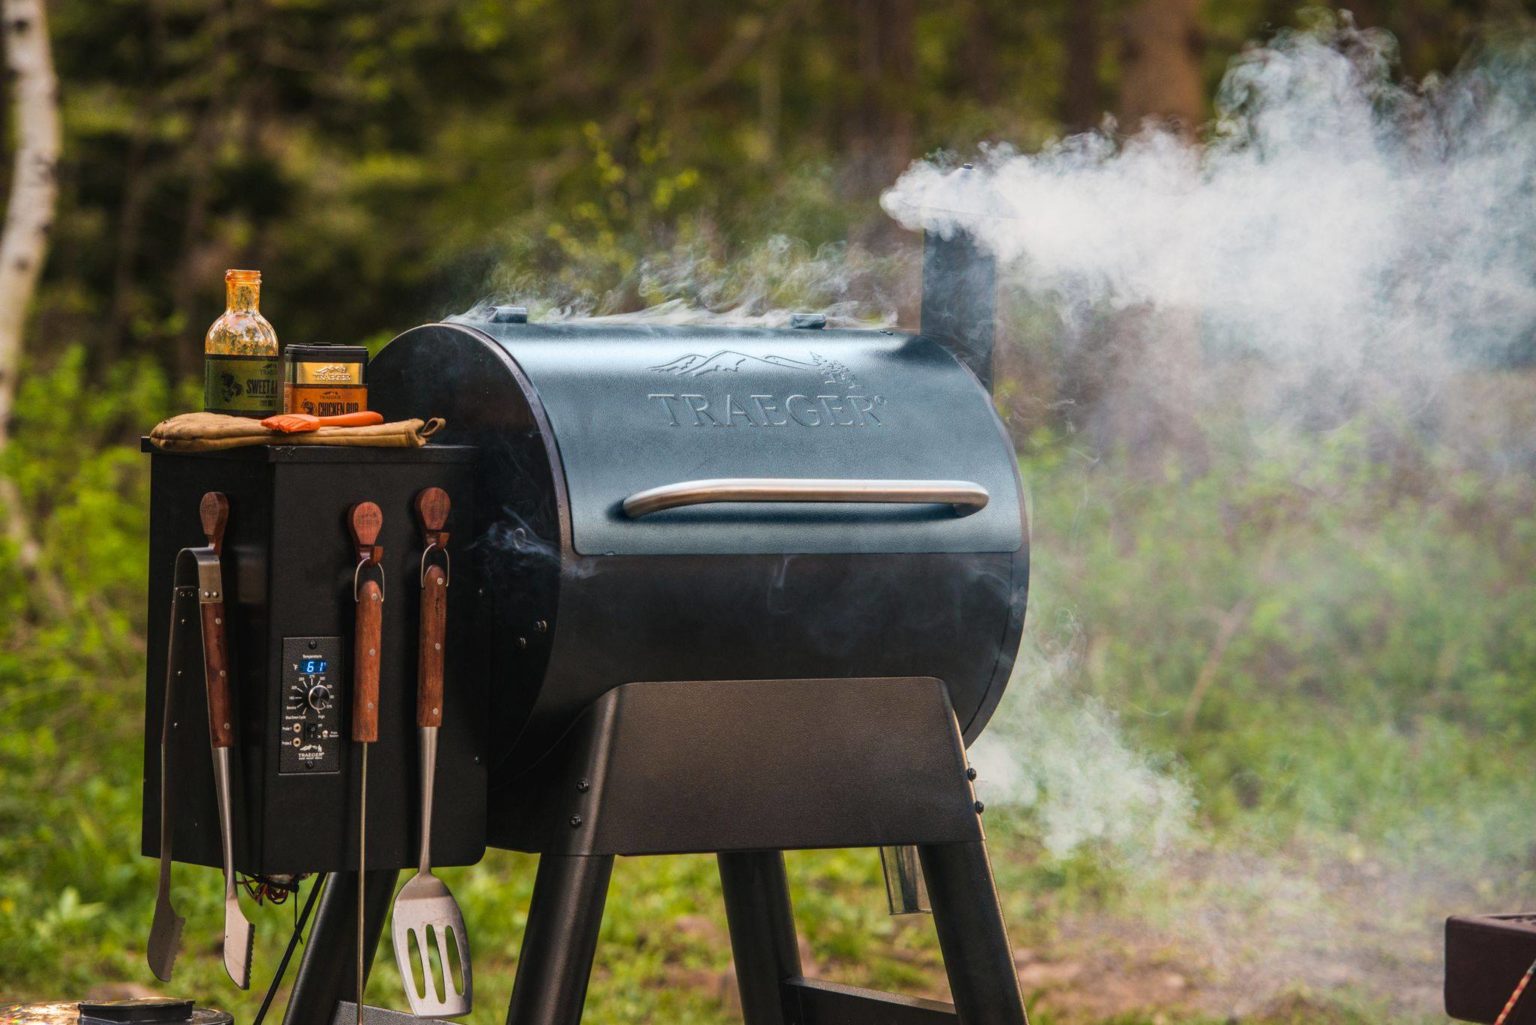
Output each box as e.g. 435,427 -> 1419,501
205,354 -> 281,416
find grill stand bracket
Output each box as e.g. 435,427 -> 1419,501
497,675 -> 1026,1025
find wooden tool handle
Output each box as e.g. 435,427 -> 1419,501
200,492 -> 229,555
322,411 -> 384,428
417,564 -> 447,727
415,487 -> 450,534
202,602 -> 235,748
353,578 -> 382,743
348,502 -> 383,561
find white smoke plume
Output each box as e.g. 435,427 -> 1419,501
970,627 -> 1193,866
882,18 -> 1536,385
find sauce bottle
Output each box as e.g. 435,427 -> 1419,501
203,269 -> 280,417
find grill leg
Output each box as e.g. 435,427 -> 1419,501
719,851 -> 802,1025
505,853 -> 615,1025
283,870 -> 397,1025
919,841 -> 1029,1025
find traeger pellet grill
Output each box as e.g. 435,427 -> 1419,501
143,225 -> 1032,1025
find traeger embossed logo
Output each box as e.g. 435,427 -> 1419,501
647,350 -> 885,428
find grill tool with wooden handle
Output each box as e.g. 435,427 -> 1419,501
348,502 -> 385,1025
197,492 -> 254,989
146,562 -> 191,982
390,487 -> 472,1017
146,494 -> 232,982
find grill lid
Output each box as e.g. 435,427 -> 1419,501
450,319 -> 1024,557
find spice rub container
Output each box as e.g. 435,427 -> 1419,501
283,344 -> 368,416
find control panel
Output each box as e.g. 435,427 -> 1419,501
280,636 -> 344,774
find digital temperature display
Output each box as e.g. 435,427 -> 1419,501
300,658 -> 329,675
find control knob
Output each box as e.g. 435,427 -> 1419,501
305,684 -> 334,711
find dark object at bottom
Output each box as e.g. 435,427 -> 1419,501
1447,914 -> 1536,1023
0,1003 -> 231,1025
79,1002 -> 198,1025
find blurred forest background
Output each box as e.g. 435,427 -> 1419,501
3,1 -> 1536,1023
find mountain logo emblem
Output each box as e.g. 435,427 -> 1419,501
648,350 -> 859,390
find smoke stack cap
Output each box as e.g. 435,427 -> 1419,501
789,313 -> 826,330
491,305 -> 529,324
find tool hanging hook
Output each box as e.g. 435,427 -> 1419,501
415,487 -> 452,589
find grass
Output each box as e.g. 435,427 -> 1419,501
2,352 -> 1534,1023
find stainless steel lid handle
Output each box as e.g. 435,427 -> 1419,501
621,478 -> 990,518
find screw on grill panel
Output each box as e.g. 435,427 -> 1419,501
569,815 -> 583,828
576,779 -> 590,792
516,637 -> 528,649
535,619 -> 548,633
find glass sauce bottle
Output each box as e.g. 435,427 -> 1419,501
203,269 -> 280,417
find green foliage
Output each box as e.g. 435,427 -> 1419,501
4,2 -> 1534,1021
1023,420 -> 1536,865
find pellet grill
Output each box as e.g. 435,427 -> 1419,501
142,225 -> 1032,1025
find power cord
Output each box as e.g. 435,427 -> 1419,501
252,874 -> 326,1025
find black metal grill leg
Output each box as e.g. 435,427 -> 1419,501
918,841 -> 1029,1025
283,870 -> 397,1025
505,853 -> 615,1025
719,851 -> 802,1025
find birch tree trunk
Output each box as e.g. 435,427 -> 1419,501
0,0 -> 60,434
0,0 -> 65,617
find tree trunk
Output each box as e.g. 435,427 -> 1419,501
1118,0 -> 1204,133
1062,0 -> 1100,133
965,0 -> 998,106
0,0 -> 66,617
1099,0 -> 1208,472
0,0 -> 60,432
845,0 -> 916,235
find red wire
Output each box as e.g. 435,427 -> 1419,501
1494,959 -> 1536,1025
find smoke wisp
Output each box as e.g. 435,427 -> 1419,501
883,18 -> 1536,394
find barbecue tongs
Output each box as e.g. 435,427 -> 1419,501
147,492 -> 254,988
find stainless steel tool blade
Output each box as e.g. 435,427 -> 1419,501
214,747 -> 254,989
391,726 -> 472,1017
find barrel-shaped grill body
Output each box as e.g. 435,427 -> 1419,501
371,317 -> 1029,782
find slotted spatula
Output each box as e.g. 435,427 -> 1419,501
391,487 -> 471,1017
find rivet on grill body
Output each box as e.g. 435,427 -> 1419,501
966,767 -> 978,781
576,778 -> 590,793
974,800 -> 986,814
569,815 -> 583,828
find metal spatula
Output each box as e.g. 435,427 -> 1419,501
391,488 -> 471,1017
